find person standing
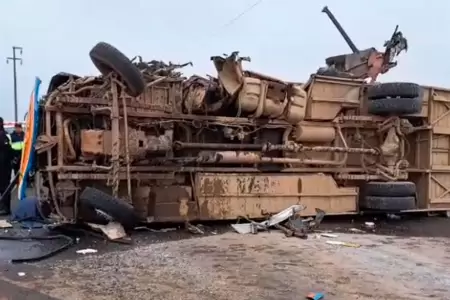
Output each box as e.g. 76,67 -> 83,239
0,118 -> 13,216
9,123 -> 24,177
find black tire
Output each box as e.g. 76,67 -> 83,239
89,42 -> 145,97
361,196 -> 416,211
364,181 -> 416,197
367,82 -> 422,100
368,97 -> 422,116
79,187 -> 139,229
77,204 -> 110,225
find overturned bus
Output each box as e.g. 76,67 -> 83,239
30,8 -> 450,227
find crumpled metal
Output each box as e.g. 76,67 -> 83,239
231,204 -> 306,234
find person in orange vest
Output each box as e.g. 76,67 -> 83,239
0,118 -> 13,216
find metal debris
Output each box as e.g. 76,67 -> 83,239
186,222 -> 205,235
231,205 -> 305,234
87,222 -> 127,240
232,205 -> 326,239
231,222 -> 260,234
132,56 -> 192,78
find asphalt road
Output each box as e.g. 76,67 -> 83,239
0,278 -> 57,300
1,214 -> 450,299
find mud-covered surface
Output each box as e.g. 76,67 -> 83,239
1,216 -> 450,300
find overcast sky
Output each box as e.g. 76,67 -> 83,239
0,0 -> 447,120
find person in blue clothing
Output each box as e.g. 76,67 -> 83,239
9,123 -> 24,177
0,118 -> 13,215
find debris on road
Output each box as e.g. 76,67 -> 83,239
274,223 -> 307,239
0,226 -> 75,263
387,213 -> 401,220
320,233 -> 338,238
87,222 -> 127,241
364,222 -> 376,230
76,248 -> 98,255
231,205 -> 326,239
349,228 -> 365,233
231,205 -> 306,234
134,226 -> 178,233
0,220 -> 12,228
17,272 -> 26,277
186,222 -> 205,235
326,240 -> 361,248
231,222 -> 259,235
306,292 -> 325,300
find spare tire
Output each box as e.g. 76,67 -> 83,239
361,196 -> 416,211
364,181 -> 416,197
368,97 -> 422,116
89,42 -> 145,97
367,82 -> 422,100
79,187 -> 139,229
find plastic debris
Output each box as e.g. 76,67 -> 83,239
326,240 -> 360,248
306,292 -> 325,299
17,272 -> 26,277
364,222 -> 375,229
349,228 -> 365,233
320,233 -> 338,238
0,220 -> 12,228
76,248 -> 98,255
387,213 -> 401,220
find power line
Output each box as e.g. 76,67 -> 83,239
219,0 -> 265,30
6,46 -> 23,123
183,0 -> 266,67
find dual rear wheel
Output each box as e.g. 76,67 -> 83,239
361,181 -> 416,211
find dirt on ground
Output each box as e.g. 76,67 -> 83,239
1,216 -> 450,300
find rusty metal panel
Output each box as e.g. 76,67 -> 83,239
195,173 -> 357,220
132,185 -> 151,218
80,130 -> 111,156
133,82 -> 183,114
306,75 -> 363,121
148,186 -> 197,222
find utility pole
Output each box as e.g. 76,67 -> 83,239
6,46 -> 23,123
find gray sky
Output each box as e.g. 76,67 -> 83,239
0,0 -> 447,121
